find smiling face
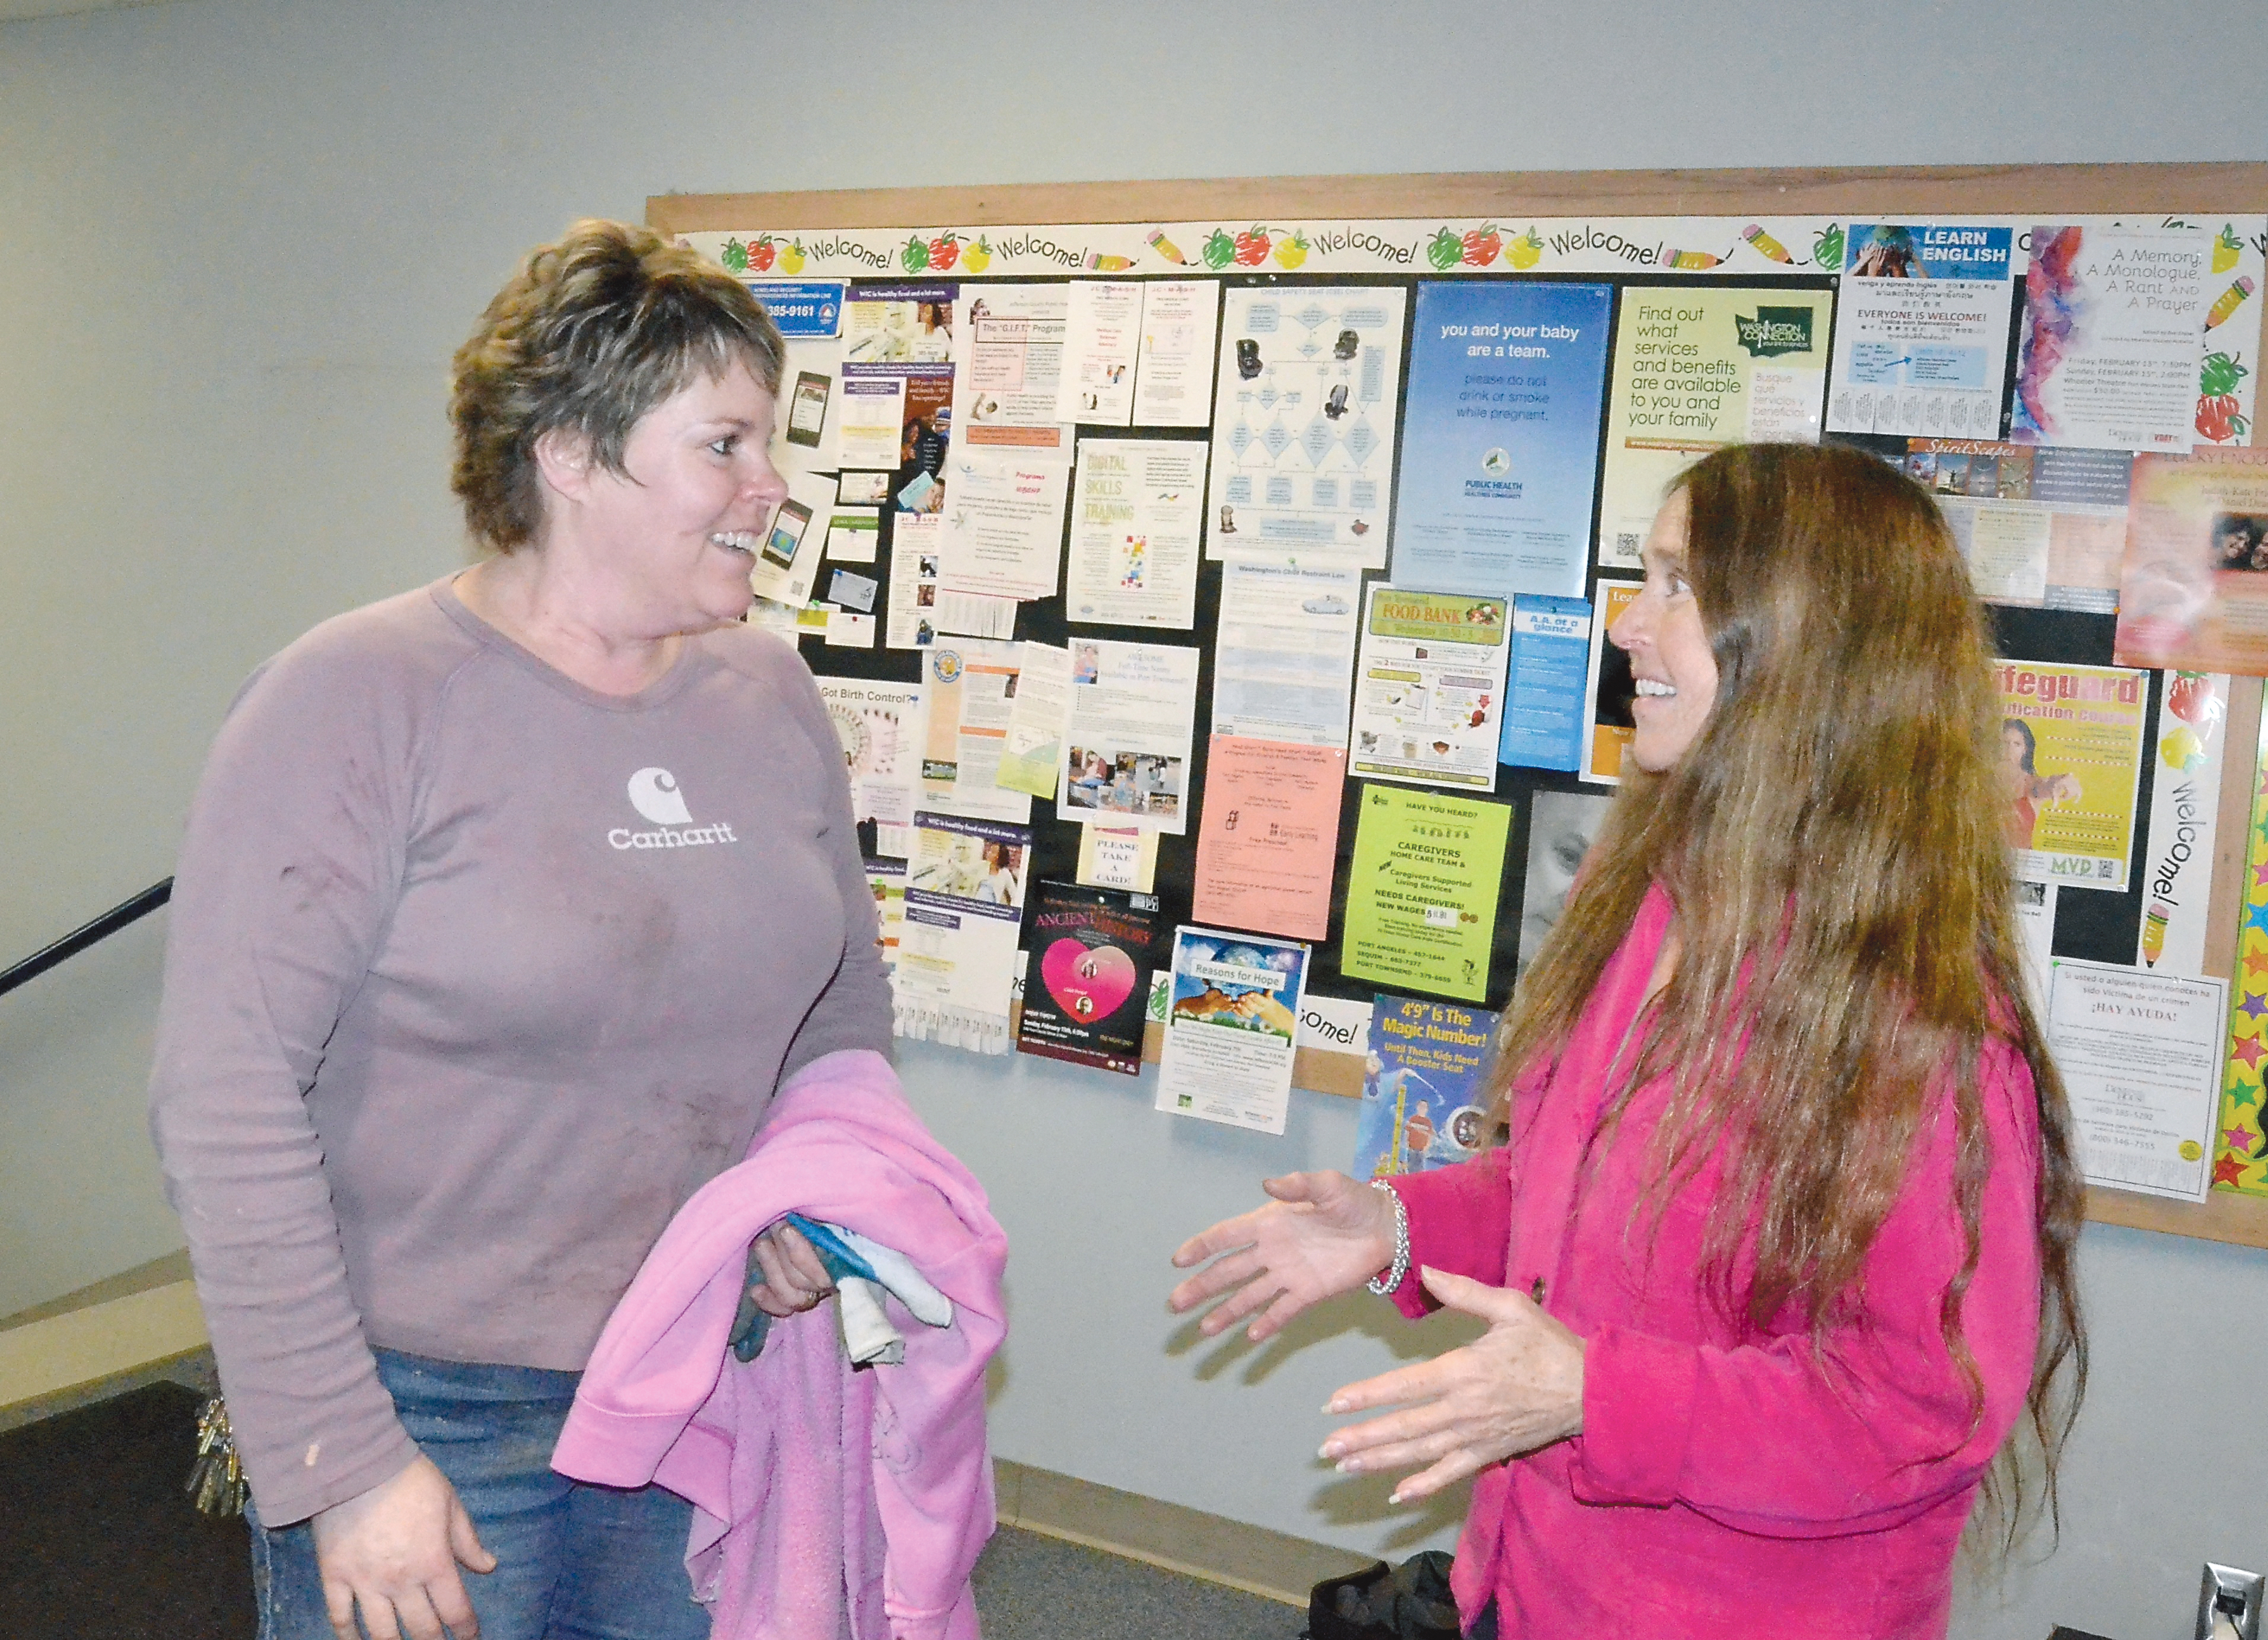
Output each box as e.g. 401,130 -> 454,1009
548,361 -> 789,634
1609,491 -> 1719,773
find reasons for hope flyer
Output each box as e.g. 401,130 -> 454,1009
1342,785 -> 1512,1004
1596,285 -> 1831,570
1393,281 -> 1612,599
1156,926 -> 1310,1134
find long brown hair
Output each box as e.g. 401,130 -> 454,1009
1498,443 -> 2085,1550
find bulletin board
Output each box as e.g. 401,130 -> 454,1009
652,164 -> 2268,1246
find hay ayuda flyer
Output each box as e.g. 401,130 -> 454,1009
1996,661 -> 2147,891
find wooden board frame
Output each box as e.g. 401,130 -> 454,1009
655,164 -> 2268,1246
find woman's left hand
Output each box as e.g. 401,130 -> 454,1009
746,1222 -> 836,1319
1320,1267 -> 1587,1505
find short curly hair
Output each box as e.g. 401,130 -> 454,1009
449,219 -> 786,550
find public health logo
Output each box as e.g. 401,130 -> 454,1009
1480,448 -> 1512,477
626,767 -> 693,825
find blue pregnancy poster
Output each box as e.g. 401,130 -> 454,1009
1391,282 -> 1613,600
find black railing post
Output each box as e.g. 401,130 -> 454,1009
0,880 -> 174,1001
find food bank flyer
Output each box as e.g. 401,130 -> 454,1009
1347,585 -> 1511,791
1342,785 -> 1512,1004
1393,281 -> 1611,598
1996,660 -> 2148,890
1597,286 -> 1832,570
1155,926 -> 1309,1134
1352,995 -> 1501,1182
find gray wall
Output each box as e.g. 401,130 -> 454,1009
5,2 -> 2264,1633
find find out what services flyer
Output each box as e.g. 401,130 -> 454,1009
1596,286 -> 1833,570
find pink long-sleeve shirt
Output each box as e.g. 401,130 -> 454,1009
1388,885 -> 2044,1637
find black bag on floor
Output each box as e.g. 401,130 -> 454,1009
1304,1551 -> 1460,1640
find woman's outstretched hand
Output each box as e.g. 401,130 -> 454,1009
1168,1171 -> 1397,1342
1319,1266 -> 1585,1504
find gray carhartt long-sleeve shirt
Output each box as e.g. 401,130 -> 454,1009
148,578 -> 893,1526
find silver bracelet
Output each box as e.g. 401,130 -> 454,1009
1365,1179 -> 1410,1295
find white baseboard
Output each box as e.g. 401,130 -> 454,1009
0,1278 -> 208,1415
993,1456 -> 1373,1607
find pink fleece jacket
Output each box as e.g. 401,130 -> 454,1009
552,1049 -> 1006,1640
1388,885 -> 2044,1638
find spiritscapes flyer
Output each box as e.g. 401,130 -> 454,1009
1015,882 -> 1157,1077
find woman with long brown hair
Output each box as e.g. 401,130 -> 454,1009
1170,443 -> 2086,1636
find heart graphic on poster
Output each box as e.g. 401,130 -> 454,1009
1040,938 -> 1138,1022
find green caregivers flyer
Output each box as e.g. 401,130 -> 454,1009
1342,785 -> 1512,1002
1595,286 -> 1833,569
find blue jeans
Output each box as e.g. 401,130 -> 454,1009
247,1349 -> 708,1640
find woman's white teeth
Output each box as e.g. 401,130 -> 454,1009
711,531 -> 756,554
1635,679 -> 1677,697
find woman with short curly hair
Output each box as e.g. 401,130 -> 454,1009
152,219 -> 890,1639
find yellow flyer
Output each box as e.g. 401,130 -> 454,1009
2213,709 -> 2268,1198
1595,286 -> 1834,569
1996,661 -> 2146,891
1342,785 -> 1512,1003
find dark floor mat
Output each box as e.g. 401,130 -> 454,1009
0,1381 -> 254,1639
